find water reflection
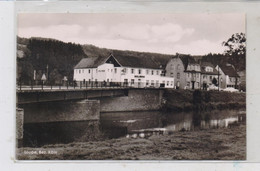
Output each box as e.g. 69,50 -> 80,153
101,109 -> 246,137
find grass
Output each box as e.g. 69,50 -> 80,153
163,90 -> 246,112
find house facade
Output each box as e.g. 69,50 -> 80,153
184,61 -> 201,90
165,56 -> 186,89
74,54 -> 174,88
165,55 -> 201,90
200,62 -> 219,90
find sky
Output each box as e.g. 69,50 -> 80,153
18,13 -> 245,56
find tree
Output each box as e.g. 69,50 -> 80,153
222,33 -> 246,56
222,33 -> 246,71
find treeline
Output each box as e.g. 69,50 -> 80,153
17,37 -> 87,83
200,53 -> 245,71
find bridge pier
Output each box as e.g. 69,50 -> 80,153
17,99 -> 101,147
16,108 -> 24,148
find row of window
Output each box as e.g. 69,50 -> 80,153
122,79 -> 172,85
205,67 -> 213,72
186,82 -> 200,87
170,64 -> 181,70
121,68 -> 162,75
76,68 -> 162,75
203,75 -> 213,80
170,72 -> 181,79
187,65 -> 200,71
187,73 -> 200,78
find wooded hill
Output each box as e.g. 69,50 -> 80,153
17,36 -> 245,83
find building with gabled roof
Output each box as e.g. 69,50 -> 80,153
216,64 -> 240,89
74,54 -> 174,88
165,54 -> 201,89
165,55 -> 186,89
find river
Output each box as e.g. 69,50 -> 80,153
20,101 -> 246,147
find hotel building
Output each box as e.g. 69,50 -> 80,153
73,54 -> 174,88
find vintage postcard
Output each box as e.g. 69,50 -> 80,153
16,13 -> 246,160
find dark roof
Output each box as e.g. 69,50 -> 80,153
111,54 -> 164,69
179,54 -> 198,70
200,62 -> 218,75
74,56 -> 107,69
74,53 -> 170,70
220,64 -> 239,77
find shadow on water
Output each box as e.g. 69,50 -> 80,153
101,109 -> 246,137
20,100 -> 246,147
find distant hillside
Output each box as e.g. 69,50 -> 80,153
17,37 -> 87,83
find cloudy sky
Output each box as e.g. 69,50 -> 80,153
18,13 -> 245,55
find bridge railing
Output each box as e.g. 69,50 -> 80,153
16,80 -> 166,91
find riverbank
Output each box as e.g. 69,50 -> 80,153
17,121 -> 246,160
164,90 -> 246,112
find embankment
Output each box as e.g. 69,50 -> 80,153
163,90 -> 246,112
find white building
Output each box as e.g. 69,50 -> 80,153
74,54 -> 174,88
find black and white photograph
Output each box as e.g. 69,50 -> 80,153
16,13 -> 246,160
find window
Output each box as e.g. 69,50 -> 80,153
88,69 -> 91,73
177,64 -> 180,70
167,81 -> 169,86
146,70 -> 149,75
187,82 -> 190,86
82,70 -> 84,73
156,71 -> 159,75
151,80 -> 154,86
115,68 -> 117,73
146,80 -> 149,86
131,69 -> 134,74
156,80 -> 159,86
171,81 -> 173,86
197,73 -> 199,78
177,73 -> 180,79
210,76 -> 212,80
96,69 -> 98,73
79,70 -> 81,74
125,68 -> 128,74
151,70 -> 154,75
131,79 -> 134,84
170,73 -> 174,77
138,69 -> 142,74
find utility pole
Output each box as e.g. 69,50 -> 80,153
218,65 -> 220,91
46,64 -> 49,80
